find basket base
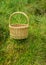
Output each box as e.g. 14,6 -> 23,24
10,35 -> 28,40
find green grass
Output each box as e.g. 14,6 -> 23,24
0,0 -> 46,65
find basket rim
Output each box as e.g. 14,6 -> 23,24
9,24 -> 29,29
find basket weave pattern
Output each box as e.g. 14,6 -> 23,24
9,12 -> 29,39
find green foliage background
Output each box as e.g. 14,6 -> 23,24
0,0 -> 46,65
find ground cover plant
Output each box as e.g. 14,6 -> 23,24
0,0 -> 46,65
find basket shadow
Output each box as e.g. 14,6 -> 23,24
10,35 -> 31,45
9,32 -> 38,45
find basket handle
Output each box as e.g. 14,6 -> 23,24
9,12 -> 29,25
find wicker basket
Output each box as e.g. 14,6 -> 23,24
9,12 -> 29,39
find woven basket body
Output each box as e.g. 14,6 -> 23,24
9,12 -> 29,39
